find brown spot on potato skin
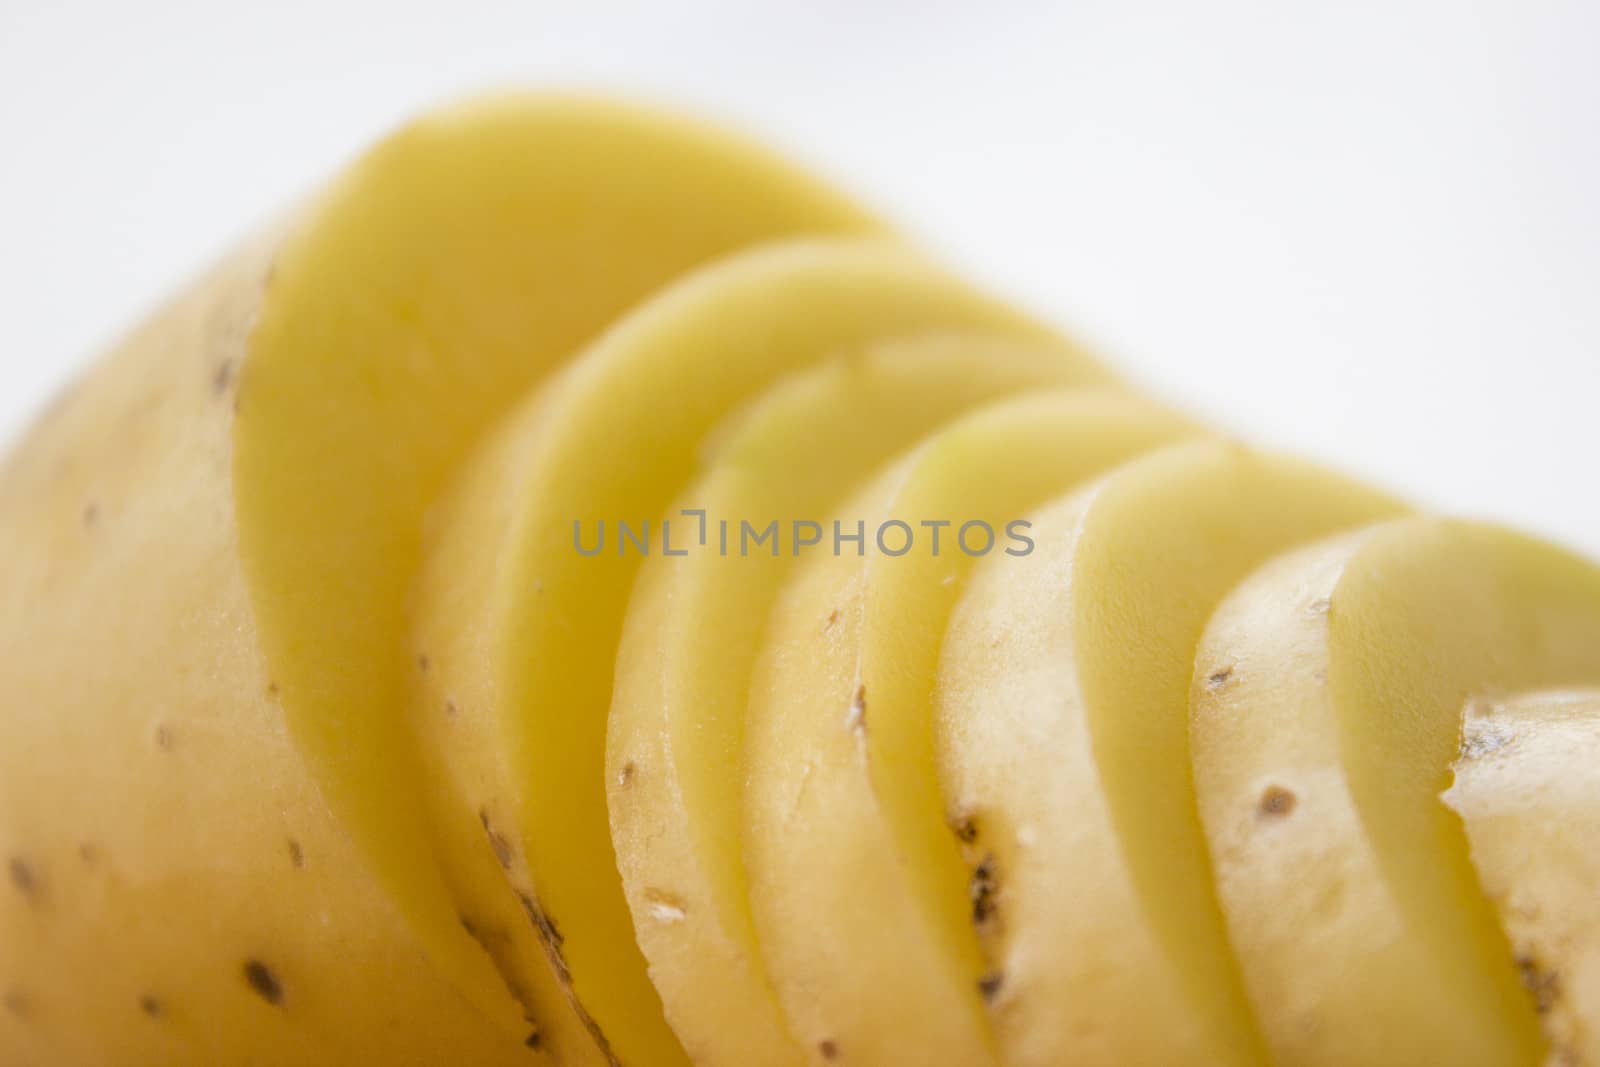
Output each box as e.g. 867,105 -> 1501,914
417,653 -> 430,674
512,890 -> 622,1065
481,809 -> 514,870
517,892 -> 569,983
82,502 -> 100,529
286,839 -> 304,869
824,609 -> 841,631
524,1029 -> 542,1050
456,914 -> 544,1028
520,895 -> 564,952
242,960 -> 283,1007
154,723 -> 175,750
139,994 -> 162,1018
970,854 -> 999,925
266,681 -> 280,699
1460,719 -> 1515,760
1517,952 -> 1562,1014
585,1018 -> 619,1067
951,813 -> 979,844
618,761 -> 636,787
444,699 -> 459,718
1258,785 -> 1297,817
818,1039 -> 839,1059
8,857 -> 38,900
2,989 -> 28,1020
1206,666 -> 1235,691
212,360 -> 236,398
78,842 -> 99,865
978,971 -> 1005,1002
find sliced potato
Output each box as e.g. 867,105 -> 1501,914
745,393 -> 1198,1066
1192,519 -> 1600,1066
1445,690 -> 1600,1067
11,82 -> 1600,1067
607,338 -> 1109,1066
408,239 -> 1106,1067
934,441 -> 1403,1066
232,93 -> 882,1048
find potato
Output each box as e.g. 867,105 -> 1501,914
0,244 -> 533,1067
7,85 -> 1600,1067
404,239 -> 1101,1067
234,95 -> 887,1058
932,441 -> 1403,1066
607,336 -> 1110,1066
743,394 -> 1199,1066
1191,519 -> 1600,1066
1,92 -> 882,1064
1445,690 -> 1600,1066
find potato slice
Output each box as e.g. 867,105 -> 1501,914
408,240 -> 1105,1067
232,93 -> 881,1048
1192,519 -> 1600,1066
607,342 -> 1121,1066
0,247 -> 534,1066
934,441 -> 1403,1066
1445,691 -> 1600,1067
745,394 -> 1200,1066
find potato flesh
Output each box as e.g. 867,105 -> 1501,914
743,394 -> 1197,1066
0,246 -> 532,1066
408,240 -> 1100,1067
606,340 -> 1110,1066
938,488 -> 1214,1066
1330,523 -> 1600,1066
406,376 -> 610,1063
935,440 -> 1404,1066
1445,691 -> 1600,1066
1189,532 -> 1423,1064
232,95 -> 883,1048
1192,518 -> 1600,1065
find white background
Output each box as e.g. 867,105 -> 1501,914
2,1 -> 1596,554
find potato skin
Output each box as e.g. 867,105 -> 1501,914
1446,692 -> 1600,1067
0,240 -> 537,1067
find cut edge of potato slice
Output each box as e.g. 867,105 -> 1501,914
1066,441 -> 1404,1064
608,337 -> 1111,1066
743,392 -> 1197,1066
408,239 -> 1107,1066
1191,527 -> 1418,1066
233,93 -> 882,1044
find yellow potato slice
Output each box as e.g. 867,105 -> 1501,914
935,441 -> 1403,1066
232,93 -> 881,1048
608,341 -> 1118,1067
746,394 -> 1200,1066
1446,690 -> 1600,1067
1192,519 -> 1600,1066
408,240 -> 1103,1067
0,247 -> 533,1066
